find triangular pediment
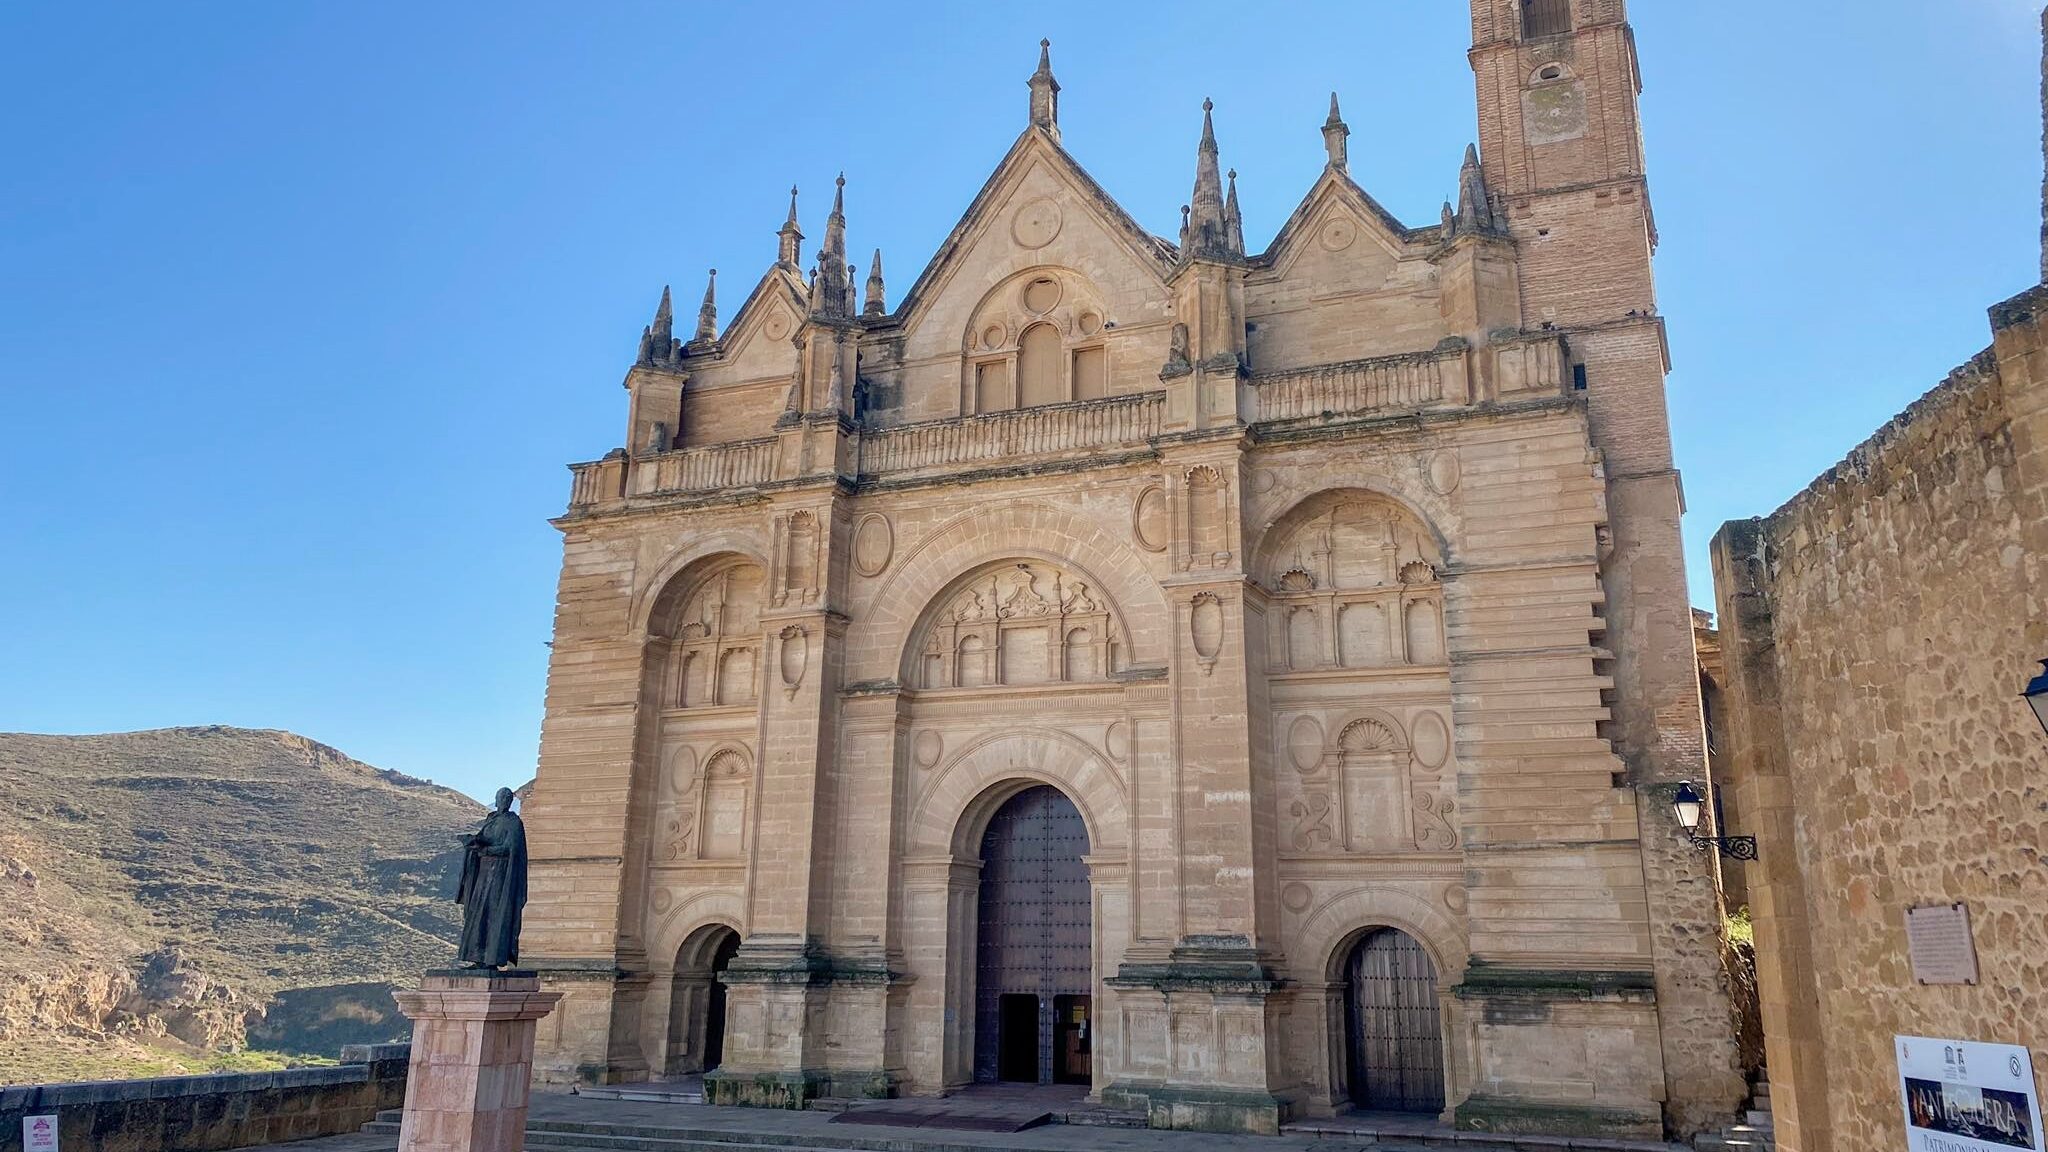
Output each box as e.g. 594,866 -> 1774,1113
692,265 -> 807,376
889,128 -> 1178,338
1256,167 -> 1438,278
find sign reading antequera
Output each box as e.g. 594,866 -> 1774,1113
1897,1036 -> 2044,1152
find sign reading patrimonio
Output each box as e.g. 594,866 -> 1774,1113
1897,1035 -> 2044,1151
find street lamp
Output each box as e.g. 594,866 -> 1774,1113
2023,660 -> 2048,739
1671,780 -> 1757,861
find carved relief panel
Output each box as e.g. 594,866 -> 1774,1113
1180,464 -> 1233,572
915,562 -> 1119,690
660,744 -> 754,863
1278,708 -> 1458,855
1259,494 -> 1444,672
659,560 -> 765,709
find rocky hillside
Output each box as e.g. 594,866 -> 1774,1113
0,727 -> 483,1084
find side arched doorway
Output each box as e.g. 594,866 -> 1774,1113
1344,927 -> 1445,1113
666,924 -> 741,1076
974,785 -> 1091,1085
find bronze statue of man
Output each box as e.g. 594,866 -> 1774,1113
455,787 -> 528,969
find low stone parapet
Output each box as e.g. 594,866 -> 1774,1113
0,1045 -> 409,1152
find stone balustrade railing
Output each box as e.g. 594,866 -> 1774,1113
626,437 -> 781,497
1250,345 -> 1467,422
859,391 -> 1164,476
565,336 -> 1570,509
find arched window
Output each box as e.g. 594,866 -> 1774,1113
1017,323 -> 1062,408
1521,0 -> 1571,38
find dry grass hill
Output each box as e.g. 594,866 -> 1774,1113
0,726 -> 483,1085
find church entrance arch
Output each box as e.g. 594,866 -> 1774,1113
973,784 -> 1092,1085
1343,927 -> 1444,1113
665,923 -> 741,1076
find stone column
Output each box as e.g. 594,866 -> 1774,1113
393,971 -> 562,1152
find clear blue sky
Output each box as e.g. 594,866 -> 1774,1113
2,3 -> 2040,801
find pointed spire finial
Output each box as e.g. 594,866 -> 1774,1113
1456,143 -> 1494,233
694,269 -> 718,342
1225,169 -> 1244,254
811,174 -> 851,318
637,285 -> 681,368
1028,38 -> 1061,139
1322,91 -> 1350,171
864,248 -> 886,317
777,185 -> 804,268
1186,100 -> 1236,259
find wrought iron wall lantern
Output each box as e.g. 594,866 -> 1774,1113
1671,780 -> 1757,860
2023,660 -> 2048,738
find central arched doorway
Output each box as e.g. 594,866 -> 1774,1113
666,924 -> 741,1076
974,785 -> 1091,1085
1344,927 -> 1444,1112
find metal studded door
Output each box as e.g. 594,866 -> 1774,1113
1346,927 -> 1445,1112
974,785 -> 1091,1084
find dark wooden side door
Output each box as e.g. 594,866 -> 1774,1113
1346,928 -> 1445,1112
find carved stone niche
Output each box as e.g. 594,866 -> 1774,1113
1256,490 -> 1446,673
771,510 -> 823,608
661,745 -> 753,862
911,561 -> 1121,690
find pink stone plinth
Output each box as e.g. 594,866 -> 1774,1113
393,971 -> 561,1152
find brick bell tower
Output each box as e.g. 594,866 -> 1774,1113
1468,0 -> 1745,1136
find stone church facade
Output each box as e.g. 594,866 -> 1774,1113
523,0 -> 1742,1136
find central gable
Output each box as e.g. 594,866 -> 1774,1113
890,130 -> 1177,384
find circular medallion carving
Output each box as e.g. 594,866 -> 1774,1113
980,322 -> 1006,351
762,308 -> 792,341
669,746 -> 698,793
913,729 -> 943,768
1412,711 -> 1451,771
1132,484 -> 1168,553
1105,720 -> 1129,764
1443,884 -> 1468,914
853,513 -> 893,577
1253,469 -> 1278,495
1426,449 -> 1461,495
651,888 -> 674,914
1286,715 -> 1325,774
1077,311 -> 1102,337
1010,197 -> 1063,249
1021,276 -> 1061,314
1318,217 -> 1357,252
1281,882 -> 1313,913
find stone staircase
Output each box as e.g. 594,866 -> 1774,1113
1694,1079 -> 1774,1151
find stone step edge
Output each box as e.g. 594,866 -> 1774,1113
1286,1119 -> 1685,1152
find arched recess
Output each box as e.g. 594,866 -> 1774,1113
958,266 -> 1112,414
631,535 -> 772,638
1285,886 -> 1467,1117
1252,490 -> 1447,674
661,920 -> 743,1076
896,733 -> 1131,1095
850,499 -> 1168,685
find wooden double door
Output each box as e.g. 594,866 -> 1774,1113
1345,927 -> 1445,1112
974,785 -> 1092,1085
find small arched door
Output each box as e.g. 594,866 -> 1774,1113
973,785 -> 1092,1085
667,925 -> 741,1076
1345,927 -> 1444,1113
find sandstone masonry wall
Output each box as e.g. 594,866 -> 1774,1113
1710,284 -> 2048,1152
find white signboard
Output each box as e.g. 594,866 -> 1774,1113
21,1114 -> 58,1152
1897,1035 -> 2044,1152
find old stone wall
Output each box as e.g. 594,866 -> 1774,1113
0,1044 -> 408,1152
1710,284 -> 2048,1152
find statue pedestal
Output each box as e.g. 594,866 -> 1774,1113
392,970 -> 561,1152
